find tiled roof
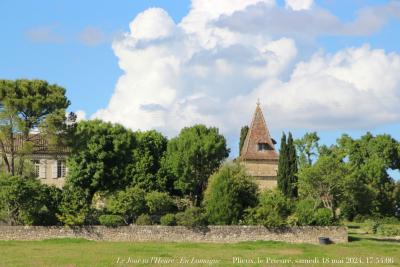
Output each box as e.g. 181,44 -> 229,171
0,134 -> 69,154
240,103 -> 279,161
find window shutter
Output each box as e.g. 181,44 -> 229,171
52,161 -> 58,179
39,160 -> 46,179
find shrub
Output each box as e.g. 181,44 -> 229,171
244,189 -> 290,227
145,191 -> 175,216
57,186 -> 90,226
295,199 -> 315,226
287,214 -> 299,226
203,163 -> 258,225
107,186 -> 147,224
376,217 -> 400,225
353,214 -> 368,223
135,214 -> 153,225
99,215 -> 125,227
376,224 -> 400,236
314,208 -> 334,226
175,207 -> 207,227
160,213 -> 176,226
364,219 -> 380,234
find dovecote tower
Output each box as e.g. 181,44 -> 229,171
240,102 -> 279,190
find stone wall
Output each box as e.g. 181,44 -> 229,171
0,226 -> 347,244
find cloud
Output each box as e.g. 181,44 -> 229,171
217,1 -> 400,39
285,0 -> 313,11
25,25 -> 64,43
78,27 -> 105,46
75,110 -> 87,122
94,0 -> 400,142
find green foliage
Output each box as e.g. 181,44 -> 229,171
0,79 -> 71,176
107,186 -> 146,224
363,219 -> 380,234
298,155 -> 347,215
66,120 -> 137,196
160,213 -> 177,226
99,215 -> 125,227
36,185 -> 63,226
131,130 -> 168,191
175,207 -> 208,227
145,191 -> 175,216
239,126 -> 249,155
245,189 -> 291,227
294,132 -> 320,169
314,208 -> 334,226
295,199 -> 316,226
135,214 -> 153,225
376,224 -> 400,236
336,133 -> 399,217
278,132 -> 298,198
160,124 -> 229,205
57,186 -> 90,226
0,175 -> 49,225
204,163 -> 258,225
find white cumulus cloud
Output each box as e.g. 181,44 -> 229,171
94,0 -> 400,146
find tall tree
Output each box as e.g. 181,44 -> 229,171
294,132 -> 320,170
239,126 -> 249,155
66,120 -> 137,197
277,133 -> 289,195
0,79 -> 71,175
287,132 -> 298,198
160,124 -> 229,206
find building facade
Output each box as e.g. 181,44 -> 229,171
0,134 -> 68,188
240,103 -> 279,190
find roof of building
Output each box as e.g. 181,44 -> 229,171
240,102 -> 279,161
1,134 -> 70,154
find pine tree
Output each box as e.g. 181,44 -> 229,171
287,132 -> 298,198
277,132 -> 288,195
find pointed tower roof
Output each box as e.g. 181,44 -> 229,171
240,102 -> 279,161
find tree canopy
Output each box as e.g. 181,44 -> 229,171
160,124 -> 230,205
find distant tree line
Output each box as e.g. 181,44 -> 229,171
0,79 -> 399,227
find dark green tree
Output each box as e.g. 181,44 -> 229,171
66,120 -> 137,197
0,79 -> 71,175
287,132 -> 298,198
160,124 -> 229,206
203,163 -> 258,225
277,133 -> 289,195
107,186 -> 147,224
57,186 -> 90,226
130,130 -> 168,191
239,126 -> 249,155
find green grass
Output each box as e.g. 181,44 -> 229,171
0,235 -> 399,267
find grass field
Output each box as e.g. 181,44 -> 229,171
0,233 -> 399,267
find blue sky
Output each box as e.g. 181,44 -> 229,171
1,0 -> 400,177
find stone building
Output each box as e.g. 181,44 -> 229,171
1,134 -> 68,188
240,102 -> 279,190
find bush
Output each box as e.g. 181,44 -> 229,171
376,217 -> 400,225
107,186 -> 147,224
160,213 -> 176,226
135,214 -> 153,225
176,207 -> 207,227
353,214 -> 369,223
204,163 -> 258,225
99,215 -> 125,227
145,191 -> 175,216
376,224 -> 400,236
295,199 -> 315,226
244,189 -> 290,227
314,208 -> 334,226
364,219 -> 380,234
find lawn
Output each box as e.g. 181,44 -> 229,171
0,234 -> 398,267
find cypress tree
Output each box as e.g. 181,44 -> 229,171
287,132 -> 298,198
277,132 -> 288,195
239,126 -> 249,155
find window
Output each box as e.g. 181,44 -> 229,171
258,143 -> 269,151
33,160 -> 40,178
57,160 -> 66,178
